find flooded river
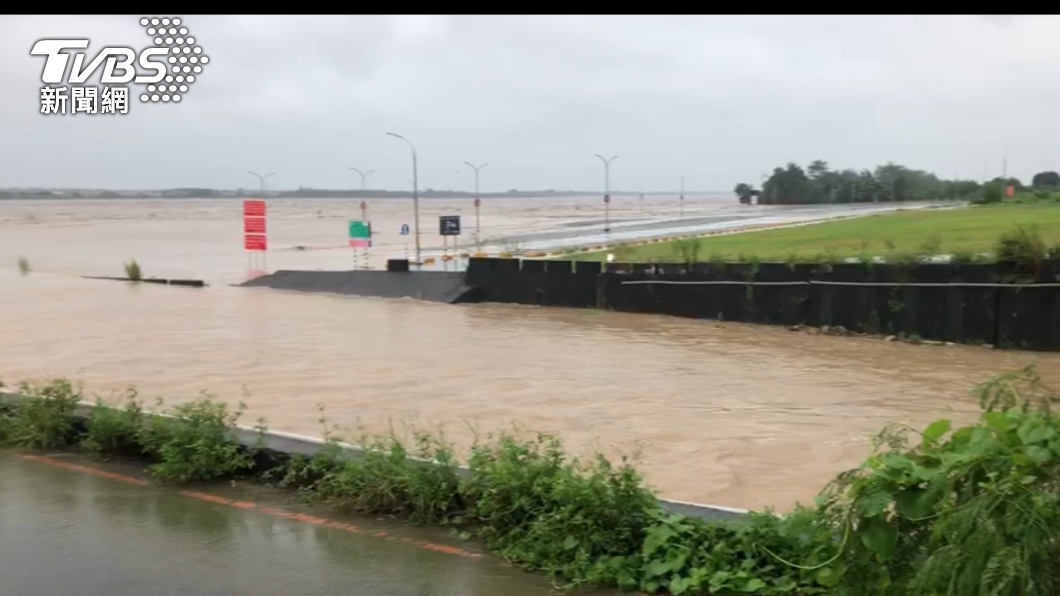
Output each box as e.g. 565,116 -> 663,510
2,198 -> 1059,511
0,451 -> 592,596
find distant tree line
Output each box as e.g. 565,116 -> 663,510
731,160 -> 1034,205
976,170 -> 1060,204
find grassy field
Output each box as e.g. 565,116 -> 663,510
573,204 -> 1060,263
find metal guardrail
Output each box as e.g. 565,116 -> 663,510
0,392 -> 748,521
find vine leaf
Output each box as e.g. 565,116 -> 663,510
922,418 -> 951,444
860,517 -> 898,560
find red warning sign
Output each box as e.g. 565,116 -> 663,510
244,234 -> 267,251
244,218 -> 266,234
243,199 -> 266,217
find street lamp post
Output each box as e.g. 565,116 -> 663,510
678,174 -> 686,218
463,161 -> 489,237
386,132 -> 421,270
595,154 -> 618,233
349,167 -> 376,190
248,171 -> 274,194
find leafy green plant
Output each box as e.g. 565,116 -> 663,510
137,396 -> 255,482
995,225 -> 1047,270
949,248 -> 982,264
918,233 -> 942,256
673,238 -> 702,265
461,433 -> 658,587
280,429 -> 463,524
815,366 -> 1060,596
124,258 -> 142,281
0,378 -> 80,449
81,387 -> 145,458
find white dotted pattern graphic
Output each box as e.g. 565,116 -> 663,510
138,16 -> 206,103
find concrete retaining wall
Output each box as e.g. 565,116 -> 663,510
239,270 -> 480,304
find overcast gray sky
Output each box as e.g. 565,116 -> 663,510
0,15 -> 1054,192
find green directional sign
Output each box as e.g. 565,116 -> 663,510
348,220 -> 371,248
348,220 -> 370,239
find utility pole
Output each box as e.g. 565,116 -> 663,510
595,154 -> 618,233
463,161 -> 489,237
247,171 -> 274,194
349,167 -> 375,190
386,132 -> 421,270
678,174 -> 686,217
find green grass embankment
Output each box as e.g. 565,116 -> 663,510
3,370 -> 1060,596
574,204 -> 1060,264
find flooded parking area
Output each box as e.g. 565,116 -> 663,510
0,451 -> 603,596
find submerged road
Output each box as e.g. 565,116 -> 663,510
0,452 -> 618,596
410,201 -> 946,270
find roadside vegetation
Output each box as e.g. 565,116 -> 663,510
17,256 -> 30,275
576,190 -> 1060,265
2,367 -> 1059,595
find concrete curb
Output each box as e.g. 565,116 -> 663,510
0,392 -> 748,522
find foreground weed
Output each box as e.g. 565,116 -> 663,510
817,365 -> 1060,596
996,224 -> 1048,271
281,429 -> 463,524
81,387 -> 145,458
462,434 -> 658,584
0,378 -> 80,449
17,256 -> 30,275
137,396 -> 255,482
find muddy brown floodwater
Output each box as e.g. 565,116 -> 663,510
2,198 -> 1060,512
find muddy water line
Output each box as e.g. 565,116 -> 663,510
2,199 -> 1059,512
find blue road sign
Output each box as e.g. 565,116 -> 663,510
400,223 -> 410,235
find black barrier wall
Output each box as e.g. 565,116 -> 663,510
464,257 -> 1060,351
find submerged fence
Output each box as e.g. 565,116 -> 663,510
465,257 -> 1060,351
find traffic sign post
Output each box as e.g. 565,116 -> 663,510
439,215 -> 461,271
473,198 -> 481,237
400,223 -> 410,260
348,219 -> 371,270
439,215 -> 461,236
242,199 -> 267,271
360,200 -> 368,224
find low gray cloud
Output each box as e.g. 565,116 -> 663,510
2,15 -> 1058,192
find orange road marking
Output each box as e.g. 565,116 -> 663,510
18,453 -> 482,559
18,453 -> 149,486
